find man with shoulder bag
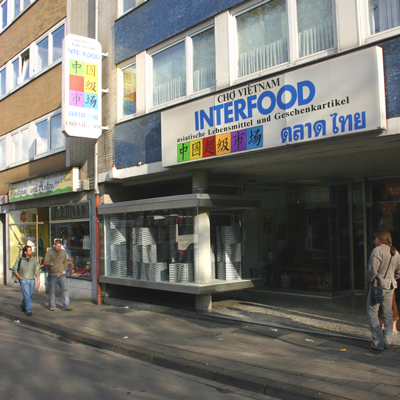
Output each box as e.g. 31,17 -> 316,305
366,229 -> 400,351
12,245 -> 40,317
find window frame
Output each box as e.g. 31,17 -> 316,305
0,19 -> 65,97
34,109 -> 65,159
362,0 -> 400,43
148,22 -> 216,112
231,0 -> 337,85
0,136 -> 8,170
0,0 -> 35,32
10,125 -> 30,166
118,60 -> 137,121
0,65 -> 6,97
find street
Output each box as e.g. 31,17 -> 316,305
0,318 -> 277,400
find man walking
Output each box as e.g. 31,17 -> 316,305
12,245 -> 40,316
44,239 -> 73,311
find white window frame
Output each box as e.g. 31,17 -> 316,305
0,19 -> 65,97
148,22 -> 216,112
362,0 -> 400,44
0,136 -> 8,170
118,59 -> 137,121
118,0 -> 147,17
34,109 -> 65,159
0,65 -> 6,98
0,0 -> 35,32
231,0 -> 337,85
10,125 -> 30,166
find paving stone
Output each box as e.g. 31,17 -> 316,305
371,384 -> 400,397
371,357 -> 400,368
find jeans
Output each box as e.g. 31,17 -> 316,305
367,287 -> 394,349
48,274 -> 70,309
20,279 -> 35,314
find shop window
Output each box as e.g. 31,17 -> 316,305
50,203 -> 91,280
121,63 -> 136,117
150,26 -> 216,108
368,0 -> 400,35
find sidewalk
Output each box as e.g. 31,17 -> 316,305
1,285 -> 400,400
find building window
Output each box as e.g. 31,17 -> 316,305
13,0 -> 19,18
12,58 -> 19,89
36,37 -> 49,73
297,0 -> 334,57
35,112 -> 65,156
122,0 -> 135,13
10,128 -> 29,165
21,50 -> 29,83
151,27 -> 216,108
121,64 -> 136,117
193,28 -> 216,93
51,24 -> 64,62
235,0 -> 335,79
1,0 -> 7,30
0,138 -> 6,168
0,68 -> 5,96
237,0 -> 288,78
368,0 -> 400,34
153,42 -> 186,107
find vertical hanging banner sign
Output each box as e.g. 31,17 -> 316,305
62,34 -> 103,139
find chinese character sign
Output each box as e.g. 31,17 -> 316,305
62,34 -> 103,139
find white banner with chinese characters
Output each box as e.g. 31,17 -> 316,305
9,168 -> 79,203
161,46 -> 386,167
62,34 -> 103,139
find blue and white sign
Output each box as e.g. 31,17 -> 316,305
161,46 -> 386,167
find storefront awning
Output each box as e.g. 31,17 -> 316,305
97,193 -> 260,215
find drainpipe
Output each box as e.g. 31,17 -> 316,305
95,0 -> 101,305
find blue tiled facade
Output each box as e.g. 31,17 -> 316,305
381,38 -> 400,120
115,0 -> 245,64
115,113 -> 161,169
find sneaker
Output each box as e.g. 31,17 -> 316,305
27,312 -> 32,317
49,308 -> 55,311
366,344 -> 383,351
63,307 -> 73,311
21,306 -> 27,313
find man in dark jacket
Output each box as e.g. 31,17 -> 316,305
12,245 -> 40,316
44,239 -> 73,311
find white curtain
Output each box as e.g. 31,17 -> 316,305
298,20 -> 334,57
153,77 -> 183,107
370,0 -> 400,34
238,38 -> 288,77
193,64 -> 215,93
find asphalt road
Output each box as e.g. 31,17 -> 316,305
0,318 -> 278,400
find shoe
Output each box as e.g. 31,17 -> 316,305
63,307 -> 73,311
366,344 -> 383,351
49,308 -> 55,311
21,306 -> 27,313
27,312 -> 32,317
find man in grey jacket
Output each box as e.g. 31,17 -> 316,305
44,239 -> 73,311
12,245 -> 40,316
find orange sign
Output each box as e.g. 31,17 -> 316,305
20,211 -> 29,223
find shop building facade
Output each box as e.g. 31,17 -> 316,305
0,0 -> 117,301
95,0 -> 400,309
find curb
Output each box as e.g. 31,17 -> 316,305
1,308 -> 351,400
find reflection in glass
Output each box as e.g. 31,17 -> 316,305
20,129 -> 29,160
14,0 -> 20,18
2,1 -> 7,30
21,51 -> 29,82
0,68 -> 5,96
123,0 -> 135,13
12,58 -> 19,88
237,0 -> 288,77
369,0 -> 400,34
297,0 -> 334,57
153,42 -> 185,106
193,28 -> 216,92
11,134 -> 18,164
37,37 -> 48,72
122,64 -> 136,117
52,25 -> 64,62
36,120 -> 48,154
50,113 -> 64,150
0,139 -> 5,168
